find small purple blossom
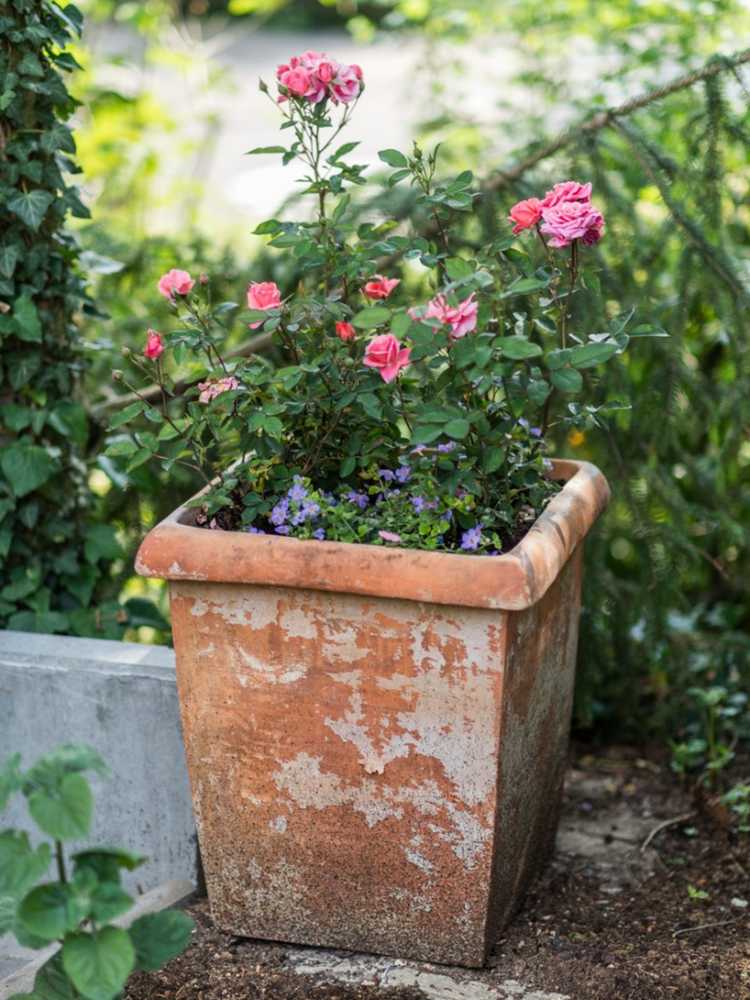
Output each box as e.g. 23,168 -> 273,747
411,495 -> 426,513
379,468 -> 395,482
288,480 -> 308,502
460,525 -> 483,551
437,442 -> 457,454
245,525 -> 266,534
346,490 -> 369,510
313,527 -> 326,540
274,525 -> 291,535
395,465 -> 411,484
270,498 -> 289,526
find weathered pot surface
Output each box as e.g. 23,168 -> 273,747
137,458 -> 609,967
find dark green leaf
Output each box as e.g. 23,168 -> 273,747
352,307 -> 390,329
18,883 -> 88,941
497,337 -> 543,360
27,773 -> 93,841
62,927 -> 135,1000
443,418 -> 471,440
7,191 -> 54,231
129,909 -> 194,972
568,342 -> 618,368
0,445 -> 59,498
550,367 -> 584,393
108,401 -> 146,430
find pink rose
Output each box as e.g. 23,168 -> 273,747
351,64 -> 363,80
540,180 -> 593,209
157,269 -> 194,299
317,61 -> 334,84
508,198 -> 542,235
363,275 -> 400,300
364,333 -> 411,383
330,64 -> 362,105
247,281 -> 281,328
335,321 -> 356,341
279,66 -> 311,98
423,292 -> 478,339
144,329 -> 164,359
540,201 -> 604,248
198,376 -> 240,404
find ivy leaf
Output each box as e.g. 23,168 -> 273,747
62,927 -> 135,1000
0,245 -> 19,279
27,772 -> 93,841
84,524 -> 123,564
13,294 -> 42,343
7,191 -> 54,231
0,444 -> 59,498
129,909 -> 194,971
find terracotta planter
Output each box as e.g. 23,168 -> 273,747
136,458 -> 609,968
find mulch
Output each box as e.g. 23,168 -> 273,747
123,745 -> 750,1000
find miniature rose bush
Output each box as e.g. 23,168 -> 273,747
107,52 -> 651,553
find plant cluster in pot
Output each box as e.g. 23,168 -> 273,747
112,50 -> 654,967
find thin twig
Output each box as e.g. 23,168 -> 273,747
640,811 -> 695,854
673,917 -> 742,938
487,48 -> 750,191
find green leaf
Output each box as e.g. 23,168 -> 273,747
129,909 -> 194,972
339,456 -> 356,477
501,276 -> 550,297
0,753 -> 23,812
13,295 -> 42,343
90,882 -> 133,923
72,848 -> 146,886
27,773 -> 93,841
482,449 -> 506,474
84,524 -> 123,564
18,883 -> 88,941
629,323 -> 669,338
7,191 -> 54,231
0,832 -> 51,897
497,337 -> 543,360
108,401 -> 145,430
0,445 -> 59,498
528,379 -> 551,405
245,145 -> 286,155
378,148 -> 408,168
443,418 -> 471,440
0,245 -> 19,279
568,342 -> 618,368
47,403 -> 88,446
352,307 -> 391,330
31,954 -> 77,1000
551,367 -> 584,393
0,894 -> 16,934
62,928 -> 135,1000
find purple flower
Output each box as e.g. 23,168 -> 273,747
460,525 -> 483,551
288,478 -> 308,502
274,525 -> 291,535
437,442 -> 457,454
346,490 -> 369,510
270,498 -> 289,526
395,465 -> 411,484
245,525 -> 266,534
302,501 -> 320,519
379,468 -> 395,482
313,527 -> 326,540
411,495 -> 426,513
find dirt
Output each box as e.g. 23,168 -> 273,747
123,746 -> 750,1000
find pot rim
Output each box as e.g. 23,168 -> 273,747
135,458 -> 609,610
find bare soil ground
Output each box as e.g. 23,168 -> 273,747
123,745 -> 750,1000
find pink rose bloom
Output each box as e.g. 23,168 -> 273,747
335,321 -> 356,341
157,269 -> 194,299
330,64 -> 362,104
378,530 -> 402,544
247,281 -> 281,328
198,376 -> 240,404
317,61 -> 334,84
144,329 -> 164,359
363,275 -> 400,300
423,292 -> 478,339
540,201 -> 605,248
364,333 -> 411,383
540,180 -> 592,209
351,64 -> 363,80
279,66 -> 311,98
508,197 -> 542,234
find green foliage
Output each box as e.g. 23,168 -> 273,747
0,0 -> 125,637
0,745 -> 193,1000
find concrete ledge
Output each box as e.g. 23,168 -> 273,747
0,630 -> 197,894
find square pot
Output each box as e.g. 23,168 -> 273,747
136,459 -> 609,967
